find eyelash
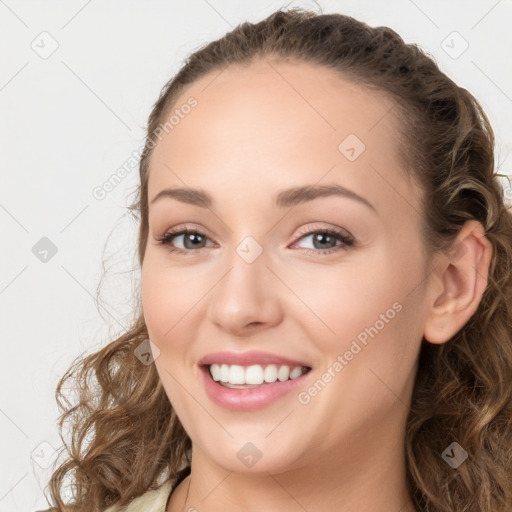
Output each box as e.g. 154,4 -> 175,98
155,224 -> 355,257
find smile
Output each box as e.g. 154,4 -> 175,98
199,362 -> 312,411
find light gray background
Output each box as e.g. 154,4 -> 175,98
1,1 -> 511,510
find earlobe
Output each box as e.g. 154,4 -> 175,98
423,220 -> 493,345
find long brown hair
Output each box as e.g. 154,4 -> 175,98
45,8 -> 512,511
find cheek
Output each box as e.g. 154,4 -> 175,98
285,252 -> 406,346
141,259 -> 203,408
322,250 -> 425,398
294,268 -> 423,440
141,254 -> 208,342
289,244 -> 424,376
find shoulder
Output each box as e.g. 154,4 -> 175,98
35,467 -> 190,512
104,479 -> 174,512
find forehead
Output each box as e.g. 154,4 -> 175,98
147,59 -> 421,222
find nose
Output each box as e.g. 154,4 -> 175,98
206,245 -> 284,337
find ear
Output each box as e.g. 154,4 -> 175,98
423,220 -> 493,344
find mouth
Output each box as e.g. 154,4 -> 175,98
198,362 -> 313,411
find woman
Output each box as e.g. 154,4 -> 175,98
42,7 -> 512,512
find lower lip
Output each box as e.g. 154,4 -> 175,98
199,365 -> 312,411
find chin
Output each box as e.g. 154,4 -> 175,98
197,437 -> 305,475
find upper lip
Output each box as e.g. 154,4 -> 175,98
198,350 -> 312,368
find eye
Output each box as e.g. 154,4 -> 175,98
291,225 -> 354,256
155,227 -> 214,256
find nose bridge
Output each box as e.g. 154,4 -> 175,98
206,234 -> 283,333
217,235 -> 269,308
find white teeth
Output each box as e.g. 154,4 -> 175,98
208,363 -> 308,386
278,365 -> 290,381
245,365 -> 264,385
263,364 -> 278,383
228,365 -> 245,384
220,364 -> 229,382
289,366 -> 303,379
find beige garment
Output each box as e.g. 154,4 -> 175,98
103,479 -> 174,512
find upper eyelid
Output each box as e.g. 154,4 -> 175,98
161,224 -> 346,235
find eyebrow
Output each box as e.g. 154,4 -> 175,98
150,183 -> 376,213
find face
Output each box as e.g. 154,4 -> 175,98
141,59 -> 430,475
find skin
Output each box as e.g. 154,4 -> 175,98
140,59 -> 492,512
